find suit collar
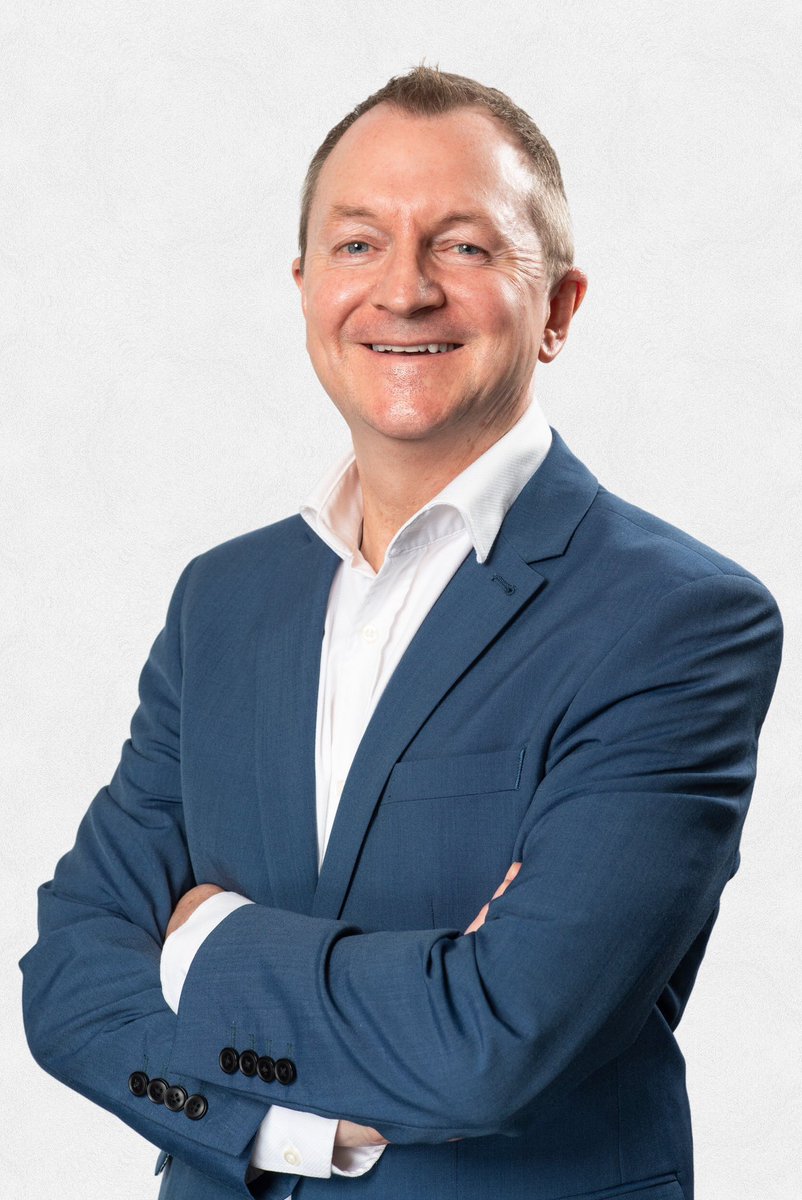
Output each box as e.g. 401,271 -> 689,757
500,427 -> 598,564
298,399 -> 553,566
255,427 -> 598,919
312,428 -> 598,918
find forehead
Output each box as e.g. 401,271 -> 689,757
310,103 -> 535,232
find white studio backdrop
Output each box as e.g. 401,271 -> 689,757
2,2 -> 800,1197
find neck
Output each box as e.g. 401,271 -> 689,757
353,406 -> 528,572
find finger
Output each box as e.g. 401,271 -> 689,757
464,902 -> 489,935
335,1120 -> 388,1148
165,884 -> 224,939
464,861 -> 523,934
490,860 -> 522,901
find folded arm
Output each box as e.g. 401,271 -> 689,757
20,565 -> 782,1176
166,572 -> 782,1143
19,562 -> 277,1196
159,865 -> 521,1168
18,557 -> 514,1193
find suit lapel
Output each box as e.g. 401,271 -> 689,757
311,428 -> 599,920
254,529 -> 339,915
252,430 -> 597,921
311,535 -> 547,919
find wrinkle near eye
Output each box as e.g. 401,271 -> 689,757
493,246 -> 546,286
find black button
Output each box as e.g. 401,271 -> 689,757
239,1049 -> 258,1077
275,1058 -> 297,1086
165,1085 -> 188,1112
146,1077 -> 169,1105
256,1056 -> 275,1084
219,1047 -> 239,1075
128,1071 -> 149,1097
185,1094 -> 208,1121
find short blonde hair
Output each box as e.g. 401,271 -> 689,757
298,64 -> 575,292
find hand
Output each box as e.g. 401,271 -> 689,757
464,861 -> 522,934
165,883 -> 224,940
335,1119 -> 389,1148
336,866 -> 524,1148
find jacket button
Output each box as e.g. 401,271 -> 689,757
275,1058 -> 297,1086
239,1049 -> 258,1077
185,1094 -> 208,1121
128,1071 -> 149,1097
165,1085 -> 188,1112
219,1047 -> 239,1075
146,1077 -> 169,1104
257,1056 -> 275,1084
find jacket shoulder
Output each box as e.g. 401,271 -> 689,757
192,513 -> 312,572
173,514 -> 325,621
585,484 -> 777,599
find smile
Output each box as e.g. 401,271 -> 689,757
366,343 -> 461,354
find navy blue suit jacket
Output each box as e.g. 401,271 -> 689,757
21,429 -> 783,1200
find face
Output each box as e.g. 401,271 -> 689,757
293,103 -> 585,455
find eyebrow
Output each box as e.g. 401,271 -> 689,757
327,205 -> 380,223
325,204 -> 499,233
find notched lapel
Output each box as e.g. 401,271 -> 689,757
501,428 -> 598,566
311,537 -> 546,920
254,527 -> 340,915
311,427 -> 599,921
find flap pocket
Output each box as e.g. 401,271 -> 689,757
385,745 -> 526,803
560,1174 -> 683,1200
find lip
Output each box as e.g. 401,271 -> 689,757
359,343 -> 464,354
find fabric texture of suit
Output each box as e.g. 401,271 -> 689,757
20,428 -> 783,1200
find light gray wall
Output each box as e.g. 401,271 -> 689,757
3,2 -> 800,1197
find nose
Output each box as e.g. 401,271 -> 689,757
371,243 -> 445,317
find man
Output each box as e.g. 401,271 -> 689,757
21,66 -> 783,1200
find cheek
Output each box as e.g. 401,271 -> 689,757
304,280 -> 357,342
474,304 -> 538,365
458,276 -> 535,339
493,287 -> 542,360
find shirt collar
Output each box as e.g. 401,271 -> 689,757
299,399 -> 553,566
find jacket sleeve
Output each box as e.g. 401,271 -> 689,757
19,560 -> 273,1197
167,570 -> 783,1145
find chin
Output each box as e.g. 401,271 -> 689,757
364,407 -> 459,443
353,389 -> 467,440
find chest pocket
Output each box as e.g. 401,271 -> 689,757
384,745 -> 527,803
348,744 -> 530,931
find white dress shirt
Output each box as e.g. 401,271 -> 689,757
161,398 -> 553,1193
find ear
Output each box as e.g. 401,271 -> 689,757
292,257 -> 306,315
538,268 -> 588,363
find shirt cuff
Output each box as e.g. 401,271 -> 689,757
332,1141 -> 388,1176
160,890 -> 253,1013
250,1105 -> 340,1178
161,891 -> 386,1183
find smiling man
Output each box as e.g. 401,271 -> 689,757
292,99 -> 584,574
22,67 -> 782,1200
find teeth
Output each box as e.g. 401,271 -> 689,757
370,343 -> 458,353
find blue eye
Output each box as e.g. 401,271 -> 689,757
455,243 -> 482,255
344,241 -> 370,255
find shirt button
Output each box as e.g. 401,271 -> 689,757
283,1147 -> 301,1167
361,624 -> 378,644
